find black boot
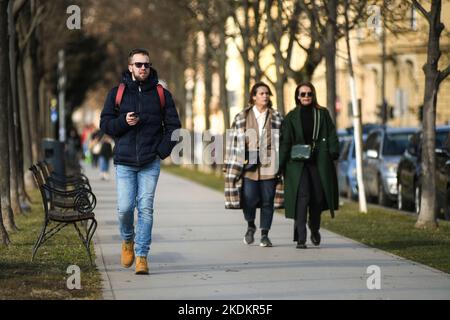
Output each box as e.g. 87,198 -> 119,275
310,230 -> 321,246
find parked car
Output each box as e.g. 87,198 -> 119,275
337,124 -> 380,200
337,135 -> 369,199
397,126 -> 450,219
362,127 -> 419,206
338,137 -> 356,199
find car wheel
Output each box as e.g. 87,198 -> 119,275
414,185 -> 421,215
397,183 -> 403,210
378,178 -> 390,206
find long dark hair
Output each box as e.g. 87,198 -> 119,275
294,82 -> 321,109
248,82 -> 273,108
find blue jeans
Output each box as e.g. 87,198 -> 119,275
115,158 -> 160,257
99,156 -> 110,173
242,178 -> 277,230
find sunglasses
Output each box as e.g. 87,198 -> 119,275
299,92 -> 313,98
131,62 -> 151,69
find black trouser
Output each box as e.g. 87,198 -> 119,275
242,178 -> 276,230
294,162 -> 325,243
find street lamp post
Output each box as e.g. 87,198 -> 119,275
58,49 -> 66,142
380,0 -> 388,125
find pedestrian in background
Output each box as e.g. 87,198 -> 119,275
89,130 -> 102,168
98,134 -> 114,180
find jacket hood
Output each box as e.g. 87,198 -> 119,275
121,67 -> 159,92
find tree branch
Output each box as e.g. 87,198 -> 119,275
411,0 -> 430,21
13,0 -> 28,18
18,4 -> 45,52
439,65 -> 450,84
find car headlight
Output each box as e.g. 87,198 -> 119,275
384,163 -> 397,174
386,177 -> 398,194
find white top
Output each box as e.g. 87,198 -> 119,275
252,105 -> 268,138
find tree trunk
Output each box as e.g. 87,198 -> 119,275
0,0 -> 11,245
8,79 -> 22,216
203,35 -> 212,130
415,0 -> 444,229
325,0 -> 337,125
191,35 -> 198,132
17,2 -> 40,163
243,57 -> 251,107
8,0 -> 22,215
173,44 -> 187,129
14,74 -> 32,209
17,60 -> 34,191
23,41 -> 40,163
0,0 -> 18,232
9,2 -> 31,208
39,79 -> 47,137
265,0 -> 285,115
218,26 -> 230,130
0,196 -> 10,245
274,73 -> 284,115
15,67 -> 32,208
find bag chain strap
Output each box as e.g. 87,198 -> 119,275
312,108 -> 320,150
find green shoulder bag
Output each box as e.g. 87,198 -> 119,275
290,108 -> 320,161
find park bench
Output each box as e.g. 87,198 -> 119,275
38,160 -> 91,191
29,164 -> 97,265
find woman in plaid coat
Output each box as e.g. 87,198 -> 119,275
224,82 -> 284,247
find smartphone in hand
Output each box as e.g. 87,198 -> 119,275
131,112 -> 140,118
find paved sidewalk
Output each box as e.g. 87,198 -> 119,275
86,165 -> 450,300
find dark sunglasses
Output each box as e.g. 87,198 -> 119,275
299,92 -> 313,97
131,62 -> 151,69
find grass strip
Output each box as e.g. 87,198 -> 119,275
0,189 -> 103,299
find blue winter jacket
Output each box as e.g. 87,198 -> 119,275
99,69 -> 181,167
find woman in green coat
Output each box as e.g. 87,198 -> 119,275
279,82 -> 339,249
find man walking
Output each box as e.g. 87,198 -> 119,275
100,48 -> 181,274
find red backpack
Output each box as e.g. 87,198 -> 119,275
114,83 -> 165,112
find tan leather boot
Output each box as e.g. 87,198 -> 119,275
121,241 -> 135,268
135,256 -> 149,275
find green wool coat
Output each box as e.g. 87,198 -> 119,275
279,106 -> 340,220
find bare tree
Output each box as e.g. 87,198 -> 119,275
265,0 -> 289,114
0,0 -> 18,232
184,0 -> 234,130
17,1 -> 45,164
412,0 -> 450,229
8,0 -> 32,211
0,0 -> 11,245
231,0 -> 269,105
8,0 -> 23,216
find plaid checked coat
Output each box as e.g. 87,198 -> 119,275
224,106 -> 284,209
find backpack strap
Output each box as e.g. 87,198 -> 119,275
114,83 -> 126,112
156,84 -> 165,109
114,82 -> 165,112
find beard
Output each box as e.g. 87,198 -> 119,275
133,71 -> 149,82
